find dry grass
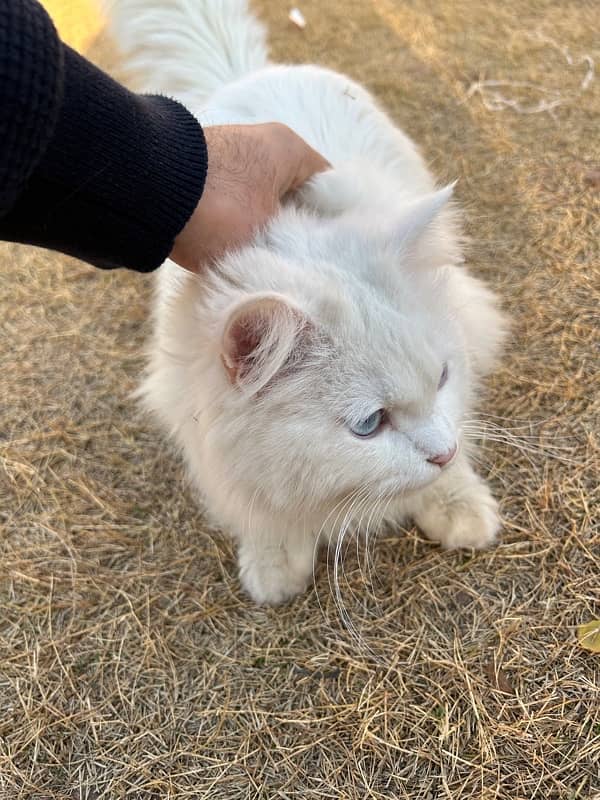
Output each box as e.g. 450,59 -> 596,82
1,1 -> 599,798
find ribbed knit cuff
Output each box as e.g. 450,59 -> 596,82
1,42 -> 208,271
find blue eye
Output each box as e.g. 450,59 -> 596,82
349,409 -> 384,438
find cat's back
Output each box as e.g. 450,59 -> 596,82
200,64 -> 431,192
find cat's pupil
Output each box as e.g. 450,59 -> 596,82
350,409 -> 384,437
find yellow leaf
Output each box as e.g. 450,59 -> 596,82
577,619 -> 600,653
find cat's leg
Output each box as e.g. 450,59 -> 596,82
401,454 -> 500,549
237,513 -> 317,605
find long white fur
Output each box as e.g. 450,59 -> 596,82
109,0 -> 509,605
105,0 -> 268,104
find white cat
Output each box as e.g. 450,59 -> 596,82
110,0 -> 508,604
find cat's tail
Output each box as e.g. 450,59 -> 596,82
106,0 -> 269,101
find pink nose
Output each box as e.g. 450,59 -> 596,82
427,444 -> 457,467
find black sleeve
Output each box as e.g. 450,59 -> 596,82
0,0 -> 208,271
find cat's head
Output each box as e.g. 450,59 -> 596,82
206,183 -> 486,514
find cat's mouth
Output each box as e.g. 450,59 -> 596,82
380,465 -> 451,497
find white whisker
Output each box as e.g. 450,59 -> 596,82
461,417 -> 583,467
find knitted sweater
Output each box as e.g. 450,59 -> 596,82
0,0 -> 208,271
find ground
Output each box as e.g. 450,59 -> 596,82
0,1 -> 598,798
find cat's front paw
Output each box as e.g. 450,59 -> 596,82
238,545 -> 313,606
416,481 -> 500,550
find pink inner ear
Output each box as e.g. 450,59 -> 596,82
221,296 -> 306,387
223,306 -> 271,382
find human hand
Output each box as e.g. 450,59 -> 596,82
170,122 -> 330,273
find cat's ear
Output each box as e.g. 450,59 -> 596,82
221,293 -> 311,393
390,183 -> 455,249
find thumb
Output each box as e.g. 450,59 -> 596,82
286,144 -> 331,192
272,125 -> 330,195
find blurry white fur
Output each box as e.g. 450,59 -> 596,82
109,0 -> 508,604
